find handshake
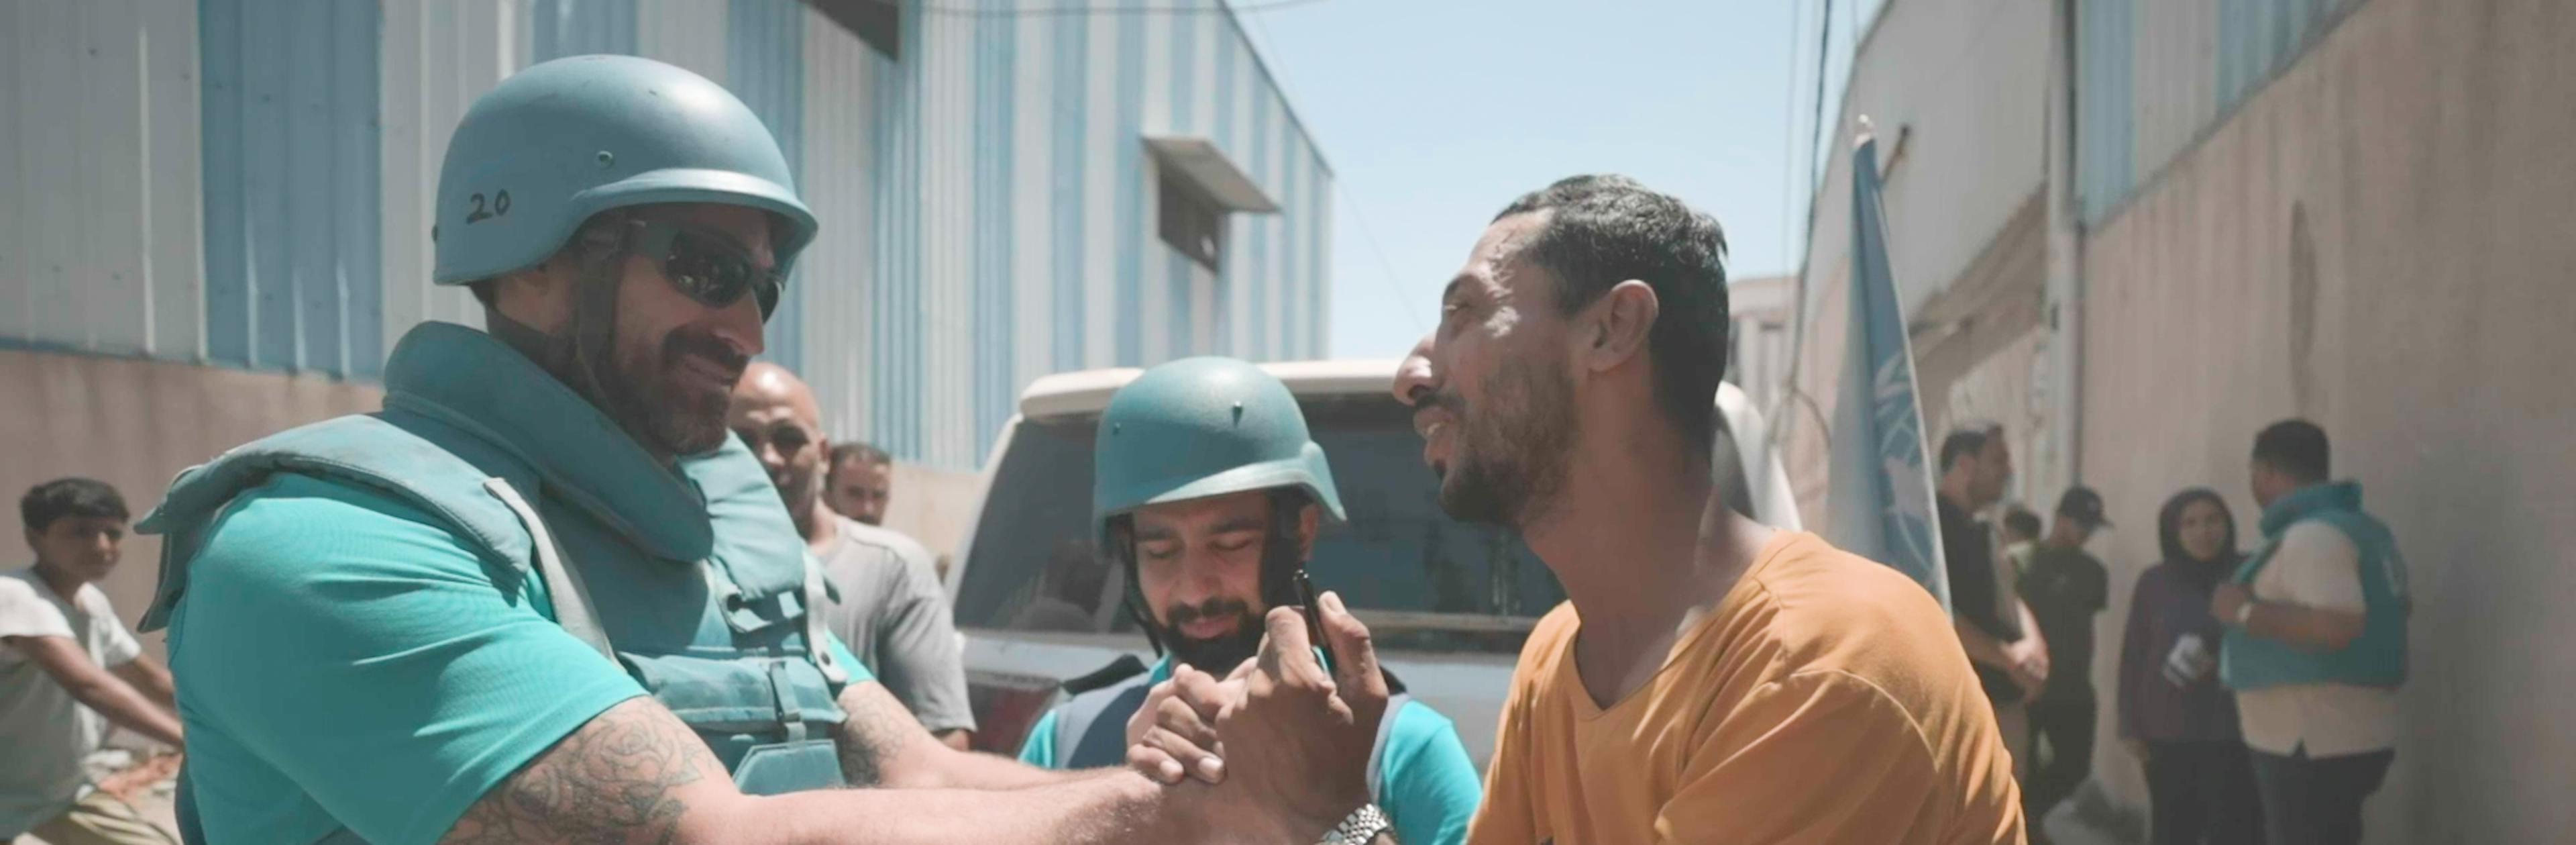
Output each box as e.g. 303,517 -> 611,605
1124,591 -> 1393,844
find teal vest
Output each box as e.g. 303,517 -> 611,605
2220,481 -> 2409,691
139,324 -> 851,842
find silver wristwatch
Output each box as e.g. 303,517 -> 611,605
1321,804 -> 1393,844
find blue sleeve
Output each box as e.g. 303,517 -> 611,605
824,632 -> 875,686
1378,701 -> 1484,845
171,475 -> 647,845
1016,709 -> 1062,768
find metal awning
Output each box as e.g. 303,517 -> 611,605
1143,136 -> 1279,213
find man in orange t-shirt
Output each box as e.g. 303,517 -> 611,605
1393,176 -> 2022,844
1470,532 -> 2019,843
1124,175 -> 2021,843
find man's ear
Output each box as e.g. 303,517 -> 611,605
1581,280 -> 1658,373
490,258 -> 576,333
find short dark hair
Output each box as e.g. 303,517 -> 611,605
2252,419 -> 2330,483
829,442 -> 892,477
2002,507 -> 2042,540
1494,175 -> 1731,450
21,478 -> 129,534
1939,421 -> 2004,472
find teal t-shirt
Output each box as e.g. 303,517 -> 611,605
1016,657 -> 1482,845
167,473 -> 869,845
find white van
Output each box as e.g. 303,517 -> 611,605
944,360 -> 1799,769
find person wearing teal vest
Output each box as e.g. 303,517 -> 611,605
1016,358 -> 1483,845
136,55 -> 1387,845
2212,419 -> 2407,845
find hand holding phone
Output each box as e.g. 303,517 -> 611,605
1295,568 -> 1338,675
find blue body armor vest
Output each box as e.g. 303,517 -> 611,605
138,324 -> 851,843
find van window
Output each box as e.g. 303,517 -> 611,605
953,395 -> 1566,654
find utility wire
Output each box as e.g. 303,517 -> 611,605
1772,0 -> 1837,458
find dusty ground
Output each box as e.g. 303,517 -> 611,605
23,752 -> 182,845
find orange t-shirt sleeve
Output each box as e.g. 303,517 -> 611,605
1655,670 -> 1966,845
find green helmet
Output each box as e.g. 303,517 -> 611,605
431,54 -> 818,285
1094,357 -> 1344,654
1092,356 -> 1346,539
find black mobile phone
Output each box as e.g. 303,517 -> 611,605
1294,568 -> 1338,674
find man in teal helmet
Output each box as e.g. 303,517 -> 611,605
136,56 -> 1386,845
1016,357 -> 1482,845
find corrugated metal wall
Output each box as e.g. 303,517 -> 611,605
798,5 -> 887,469
0,0 -> 203,360
801,0 -> 1336,469
200,0 -> 384,377
378,0 -> 513,353
729,0 -> 807,375
2078,0 -> 2366,223
3,0 -> 1334,471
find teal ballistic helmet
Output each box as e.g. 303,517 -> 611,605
1095,358 -> 1346,650
431,54 -> 818,285
1092,356 -> 1346,536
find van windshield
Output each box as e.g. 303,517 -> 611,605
952,394 -> 1567,654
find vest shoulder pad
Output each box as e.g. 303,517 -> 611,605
135,412 -> 543,630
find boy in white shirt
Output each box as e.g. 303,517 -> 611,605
1,479 -> 182,845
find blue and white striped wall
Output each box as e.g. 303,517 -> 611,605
1,0 -> 1334,470
2075,0 -> 2367,224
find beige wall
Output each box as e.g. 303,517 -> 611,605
881,462 -> 983,568
2076,0 -> 2576,839
4,348 -> 996,657
0,350 -> 384,659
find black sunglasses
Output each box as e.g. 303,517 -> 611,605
629,219 -> 784,320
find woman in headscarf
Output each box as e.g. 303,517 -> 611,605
2118,488 -> 2265,844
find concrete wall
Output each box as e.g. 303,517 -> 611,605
1726,275 -> 1796,417
1829,0 -> 2050,314
2076,0 -> 2576,838
0,350 -> 382,659
1780,0 -> 2055,524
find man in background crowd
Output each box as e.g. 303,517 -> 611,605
2002,505 -> 2043,570
1939,423 -> 2049,777
827,442 -> 897,527
2015,487 -> 2113,836
732,362 -> 976,750
2216,419 -> 2408,845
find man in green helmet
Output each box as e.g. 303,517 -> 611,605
1017,356 -> 1483,845
135,56 -> 1387,845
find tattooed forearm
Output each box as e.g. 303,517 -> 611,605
439,697 -> 715,845
834,683 -> 916,787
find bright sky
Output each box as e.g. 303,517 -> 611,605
1235,0 -> 1875,360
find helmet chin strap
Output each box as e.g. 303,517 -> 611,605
1112,523 -> 1167,658
564,221 -> 631,416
